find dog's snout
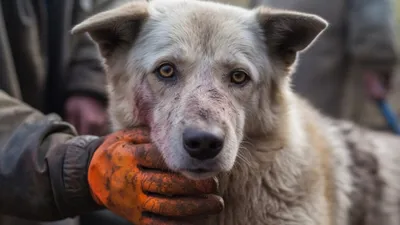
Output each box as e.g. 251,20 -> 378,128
183,127 -> 224,160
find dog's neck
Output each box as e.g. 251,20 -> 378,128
214,93 -> 328,225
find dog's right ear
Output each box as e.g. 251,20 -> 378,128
255,7 -> 328,66
71,1 -> 149,58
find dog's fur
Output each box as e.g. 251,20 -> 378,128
72,0 -> 400,224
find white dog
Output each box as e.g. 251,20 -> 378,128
73,1 -> 400,224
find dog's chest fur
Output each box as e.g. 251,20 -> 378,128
206,101 -> 400,225
328,119 -> 400,225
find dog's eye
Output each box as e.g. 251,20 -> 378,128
230,71 -> 249,85
156,63 -> 176,79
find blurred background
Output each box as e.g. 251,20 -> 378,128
385,0 -> 400,132
1,0 -> 400,224
394,0 -> 400,110
2,0 -> 399,138
397,1 -> 400,48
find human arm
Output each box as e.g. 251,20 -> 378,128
0,90 -> 223,224
0,90 -> 103,220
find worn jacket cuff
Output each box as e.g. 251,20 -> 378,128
50,136 -> 105,218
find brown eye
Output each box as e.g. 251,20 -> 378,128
230,70 -> 249,85
157,63 -> 176,79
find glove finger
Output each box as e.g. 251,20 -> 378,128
131,144 -> 170,170
141,217 -> 181,225
142,195 -> 224,217
142,171 -> 218,195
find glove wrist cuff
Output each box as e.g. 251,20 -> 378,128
49,136 -> 105,218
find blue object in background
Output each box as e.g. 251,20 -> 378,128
377,100 -> 400,135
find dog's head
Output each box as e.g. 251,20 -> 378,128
72,0 -> 327,180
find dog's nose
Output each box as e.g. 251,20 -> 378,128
183,127 -> 224,160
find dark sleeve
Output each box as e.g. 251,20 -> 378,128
65,0 -> 127,104
66,2 -> 106,104
0,90 -> 104,220
66,32 -> 107,104
66,0 -> 132,104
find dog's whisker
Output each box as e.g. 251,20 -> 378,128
237,152 -> 251,168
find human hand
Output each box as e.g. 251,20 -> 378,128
88,128 -> 224,225
65,95 -> 108,135
363,71 -> 392,101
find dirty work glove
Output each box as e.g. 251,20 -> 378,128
88,128 -> 224,225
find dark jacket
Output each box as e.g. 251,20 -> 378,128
0,0 -> 118,116
0,1 -> 131,224
0,90 -> 104,224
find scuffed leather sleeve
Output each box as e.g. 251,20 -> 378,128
347,0 -> 398,73
0,90 -> 104,220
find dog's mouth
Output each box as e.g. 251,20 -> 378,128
187,168 -> 210,173
180,168 -> 218,180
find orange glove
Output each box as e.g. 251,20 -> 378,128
88,128 -> 224,225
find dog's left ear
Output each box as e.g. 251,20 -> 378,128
256,8 -> 328,65
71,1 -> 149,58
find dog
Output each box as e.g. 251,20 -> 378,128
72,0 -> 400,224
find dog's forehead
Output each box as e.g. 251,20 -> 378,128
133,0 -> 267,77
147,1 -> 257,51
